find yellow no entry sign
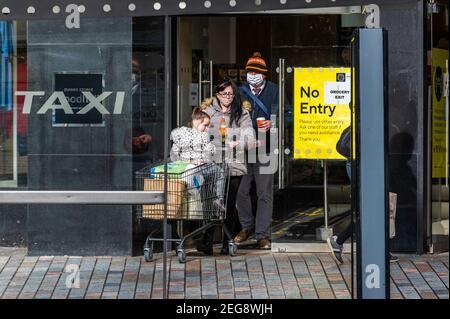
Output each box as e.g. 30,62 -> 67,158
293,67 -> 352,160
431,48 -> 448,179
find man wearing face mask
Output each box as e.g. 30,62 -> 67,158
235,52 -> 279,249
130,57 -> 152,160
132,58 -> 141,95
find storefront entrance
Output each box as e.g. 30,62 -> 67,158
0,0 -> 442,260
0,7 -> 362,256
175,10 -> 362,250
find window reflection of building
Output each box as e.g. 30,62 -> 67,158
131,17 -> 169,253
131,18 -> 166,170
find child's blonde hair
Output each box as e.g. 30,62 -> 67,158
187,106 -> 210,128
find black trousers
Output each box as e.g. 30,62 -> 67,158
336,222 -> 352,246
224,176 -> 243,241
203,175 -> 242,248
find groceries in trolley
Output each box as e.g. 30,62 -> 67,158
136,161 -> 227,221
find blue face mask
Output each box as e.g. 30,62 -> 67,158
247,73 -> 264,87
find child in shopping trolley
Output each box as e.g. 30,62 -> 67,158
170,107 -> 226,211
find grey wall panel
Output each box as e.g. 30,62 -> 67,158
0,205 -> 27,247
27,18 -> 133,45
27,31 -> 133,156
27,155 -> 132,190
27,204 -> 132,256
26,17 -> 133,256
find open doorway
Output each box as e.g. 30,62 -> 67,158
175,9 -> 364,249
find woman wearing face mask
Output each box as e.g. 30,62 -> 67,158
197,78 -> 255,255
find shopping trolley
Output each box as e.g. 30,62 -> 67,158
135,161 -> 237,263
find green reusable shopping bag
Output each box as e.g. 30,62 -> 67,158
149,161 -> 191,178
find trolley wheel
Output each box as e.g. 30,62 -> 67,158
144,248 -> 153,262
228,242 -> 237,256
177,249 -> 186,263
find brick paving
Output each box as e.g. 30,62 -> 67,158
0,248 -> 447,299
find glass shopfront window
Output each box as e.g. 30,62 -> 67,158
0,16 -> 166,255
270,14 -> 355,244
427,0 -> 449,253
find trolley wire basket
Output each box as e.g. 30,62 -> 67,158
136,161 -> 229,221
135,160 -> 235,262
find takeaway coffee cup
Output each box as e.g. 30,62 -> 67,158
256,117 -> 266,128
256,117 -> 271,130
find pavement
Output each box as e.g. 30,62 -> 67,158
0,247 -> 447,299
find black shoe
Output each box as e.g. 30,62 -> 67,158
196,241 -> 213,255
220,241 -> 230,255
220,246 -> 229,255
389,253 -> 399,263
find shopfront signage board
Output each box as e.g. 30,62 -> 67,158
53,73 -> 104,126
